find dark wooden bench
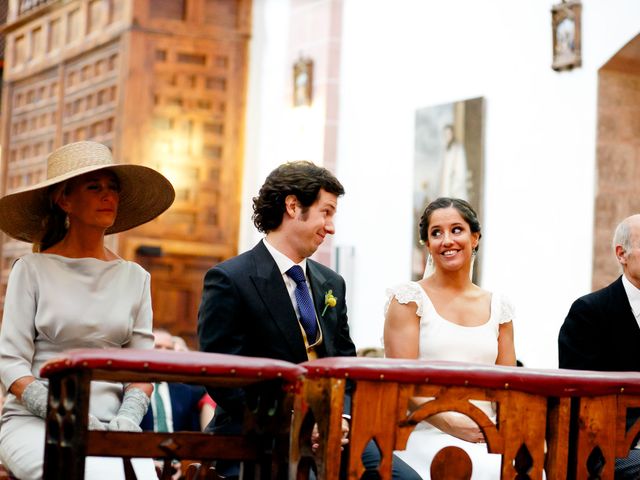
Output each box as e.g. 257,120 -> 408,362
290,357 -> 640,479
40,348 -> 305,480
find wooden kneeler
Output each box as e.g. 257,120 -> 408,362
291,357 -> 640,480
559,371 -> 640,479
291,358 -> 554,479
40,348 -> 305,480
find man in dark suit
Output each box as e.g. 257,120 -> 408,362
197,161 -> 418,479
559,214 -> 640,479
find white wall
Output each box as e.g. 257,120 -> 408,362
240,0 -> 292,251
335,0 -> 640,367
244,0 -> 640,367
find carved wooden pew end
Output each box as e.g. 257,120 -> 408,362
40,348 -> 306,480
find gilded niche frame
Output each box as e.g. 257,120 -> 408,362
293,57 -> 313,107
551,1 -> 582,71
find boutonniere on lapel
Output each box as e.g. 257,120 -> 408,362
322,290 -> 337,316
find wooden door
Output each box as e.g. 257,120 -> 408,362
120,0 -> 252,342
135,251 -> 222,349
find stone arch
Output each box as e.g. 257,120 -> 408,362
593,33 -> 640,290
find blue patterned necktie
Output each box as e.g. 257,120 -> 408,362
286,265 -> 318,342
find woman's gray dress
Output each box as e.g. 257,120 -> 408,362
0,253 -> 155,479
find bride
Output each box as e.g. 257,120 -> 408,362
383,197 -> 516,479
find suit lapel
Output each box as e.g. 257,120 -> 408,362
249,242 -> 308,361
307,260 -> 333,355
611,276 -> 640,336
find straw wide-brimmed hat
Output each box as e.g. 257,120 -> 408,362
0,141 -> 175,243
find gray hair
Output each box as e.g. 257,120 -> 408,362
613,220 -> 633,255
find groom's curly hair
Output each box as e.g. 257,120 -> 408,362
252,161 -> 345,233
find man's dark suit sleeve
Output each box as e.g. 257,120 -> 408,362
325,275 -> 356,415
197,266 -> 245,414
558,297 -> 603,370
198,266 -> 245,356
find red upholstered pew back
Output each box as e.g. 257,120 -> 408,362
291,357 -> 640,480
38,350 -> 640,479
40,348 -> 305,480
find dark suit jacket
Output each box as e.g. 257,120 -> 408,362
197,241 -> 356,426
559,276 -> 640,371
140,383 -> 207,432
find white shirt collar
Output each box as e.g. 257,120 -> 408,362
262,238 -> 308,277
621,273 -> 640,320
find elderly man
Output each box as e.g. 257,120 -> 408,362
559,214 -> 640,478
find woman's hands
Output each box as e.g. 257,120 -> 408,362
13,375 -> 112,430
311,418 -> 350,453
20,379 -> 48,418
427,412 -> 485,443
89,414 -> 107,430
9,375 -> 38,401
108,386 -> 150,432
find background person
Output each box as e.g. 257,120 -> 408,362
143,329 -> 215,433
172,335 -> 189,352
0,141 -> 174,479
384,197 -> 516,479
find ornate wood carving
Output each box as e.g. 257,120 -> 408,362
0,0 -> 251,335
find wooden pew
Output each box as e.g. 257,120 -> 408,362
290,357 -> 640,480
566,374 -> 640,479
40,348 -> 305,480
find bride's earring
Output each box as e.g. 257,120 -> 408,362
64,214 -> 70,230
469,249 -> 477,280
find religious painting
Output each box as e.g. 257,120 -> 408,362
411,97 -> 485,281
551,1 -> 582,71
293,57 -> 313,107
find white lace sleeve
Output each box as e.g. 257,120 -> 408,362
384,282 -> 425,318
494,293 -> 515,325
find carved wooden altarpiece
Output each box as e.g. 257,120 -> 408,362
0,0 -> 251,347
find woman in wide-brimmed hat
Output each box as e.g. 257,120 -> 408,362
0,141 -> 174,479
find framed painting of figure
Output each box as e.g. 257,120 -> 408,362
411,97 -> 485,281
551,1 -> 582,71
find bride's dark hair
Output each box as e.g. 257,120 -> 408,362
419,197 -> 482,251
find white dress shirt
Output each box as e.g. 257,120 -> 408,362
621,273 -> 640,329
263,238 -> 314,315
262,238 -> 322,357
